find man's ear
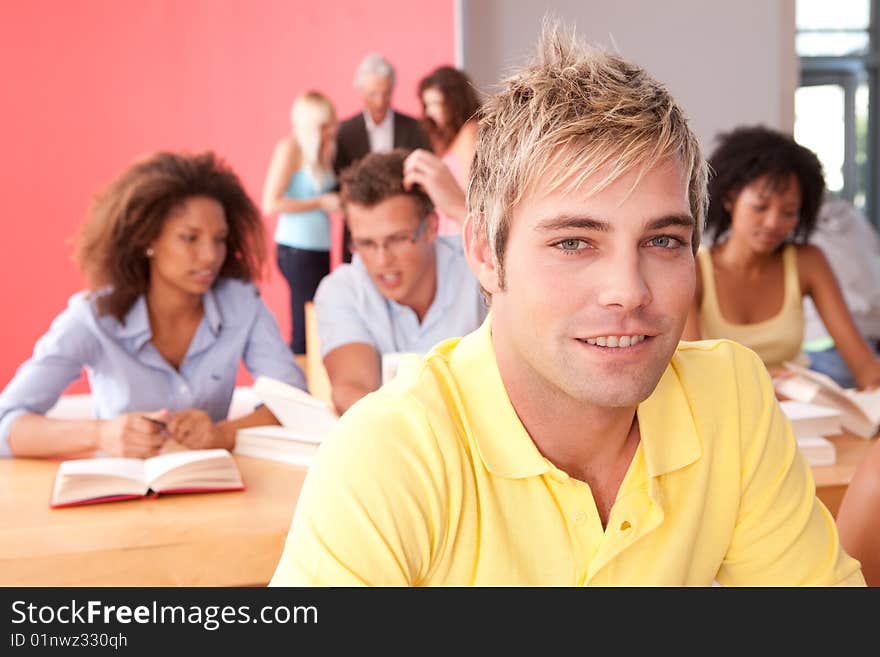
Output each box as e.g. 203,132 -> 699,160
463,213 -> 501,295
425,210 -> 439,242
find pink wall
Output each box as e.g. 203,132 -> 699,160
0,0 -> 454,391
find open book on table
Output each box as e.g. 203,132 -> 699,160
773,362 -> 880,438
50,448 -> 243,508
233,376 -> 338,466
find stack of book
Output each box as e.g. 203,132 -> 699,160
778,400 -> 842,467
233,376 -> 338,467
775,362 -> 880,438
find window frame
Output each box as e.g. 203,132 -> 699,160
797,0 -> 879,226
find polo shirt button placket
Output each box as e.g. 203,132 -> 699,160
573,511 -> 588,526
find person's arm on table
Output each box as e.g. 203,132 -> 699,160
313,271 -> 383,415
2,305 -> 165,459
323,343 -> 381,415
802,244 -> 880,389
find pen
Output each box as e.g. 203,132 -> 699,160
142,416 -> 168,430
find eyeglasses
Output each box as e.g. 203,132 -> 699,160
348,220 -> 427,256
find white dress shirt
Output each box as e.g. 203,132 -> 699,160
314,236 -> 487,358
364,110 -> 394,153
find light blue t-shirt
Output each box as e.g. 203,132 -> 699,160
274,169 -> 334,251
0,278 -> 306,457
314,235 -> 488,358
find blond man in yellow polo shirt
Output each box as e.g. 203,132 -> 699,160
271,24 -> 865,586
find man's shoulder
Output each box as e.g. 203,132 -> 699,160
315,262 -> 370,303
319,354 -> 460,479
673,338 -> 770,395
332,348 -> 459,442
675,337 -> 764,365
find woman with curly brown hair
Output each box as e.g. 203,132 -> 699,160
682,125 -> 880,387
0,151 -> 305,459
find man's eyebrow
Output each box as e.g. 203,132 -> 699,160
535,215 -> 610,232
646,214 -> 695,231
535,213 -> 695,232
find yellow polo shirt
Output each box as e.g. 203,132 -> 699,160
271,319 -> 864,586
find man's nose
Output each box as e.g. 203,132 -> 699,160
595,251 -> 652,311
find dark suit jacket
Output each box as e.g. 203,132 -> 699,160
333,110 -> 432,176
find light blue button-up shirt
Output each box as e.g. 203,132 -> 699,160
0,278 -> 305,457
314,235 -> 488,358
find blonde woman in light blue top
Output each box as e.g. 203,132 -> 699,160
262,91 -> 339,354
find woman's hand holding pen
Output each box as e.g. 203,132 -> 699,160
97,409 -> 168,458
165,409 -> 231,450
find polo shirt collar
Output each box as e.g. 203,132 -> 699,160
450,316 -> 551,479
636,354 -> 702,477
450,316 -> 701,480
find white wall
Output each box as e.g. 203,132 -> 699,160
460,0 -> 797,153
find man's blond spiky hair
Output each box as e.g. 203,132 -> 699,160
467,21 -> 707,285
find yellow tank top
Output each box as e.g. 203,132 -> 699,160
697,244 -> 806,368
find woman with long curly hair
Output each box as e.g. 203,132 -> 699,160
682,125 -> 880,387
0,151 -> 305,459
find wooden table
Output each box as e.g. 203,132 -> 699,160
0,432 -> 872,586
0,455 -> 307,586
813,432 -> 875,516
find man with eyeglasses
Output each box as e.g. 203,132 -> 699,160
314,149 -> 486,414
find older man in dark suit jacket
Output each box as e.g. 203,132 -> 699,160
334,53 -> 432,261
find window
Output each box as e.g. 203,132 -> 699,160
795,0 -> 877,223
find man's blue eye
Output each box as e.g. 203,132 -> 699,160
559,239 -> 582,250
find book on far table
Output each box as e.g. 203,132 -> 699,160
233,376 -> 338,466
774,362 -> 880,438
50,448 -> 243,508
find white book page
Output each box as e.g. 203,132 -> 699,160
845,388 -> 880,424
57,457 -> 145,480
143,449 -> 231,484
254,376 -> 337,435
782,362 -> 844,391
254,376 -> 333,410
53,458 -> 148,505
774,376 -> 822,402
778,400 -> 841,421
236,424 -> 326,445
